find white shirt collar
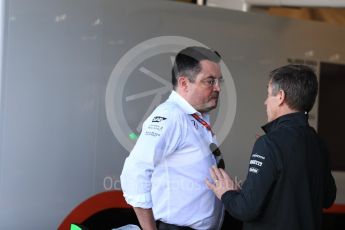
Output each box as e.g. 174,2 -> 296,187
169,91 -> 210,121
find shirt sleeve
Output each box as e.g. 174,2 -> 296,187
120,107 -> 182,208
221,136 -> 279,221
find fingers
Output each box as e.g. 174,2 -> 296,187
219,168 -> 240,190
205,178 -> 215,190
220,168 -> 231,180
219,168 -> 233,183
211,165 -> 224,181
220,168 -> 236,184
209,166 -> 218,182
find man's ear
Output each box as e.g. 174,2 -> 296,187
277,89 -> 285,106
177,76 -> 188,92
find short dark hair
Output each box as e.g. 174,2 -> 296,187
269,64 -> 318,112
172,46 -> 221,89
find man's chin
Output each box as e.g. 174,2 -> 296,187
206,103 -> 218,112
197,100 -> 219,113
212,99 -> 219,108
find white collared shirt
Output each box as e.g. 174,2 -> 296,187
120,91 -> 223,230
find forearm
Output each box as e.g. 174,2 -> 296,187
133,207 -> 157,230
221,190 -> 258,221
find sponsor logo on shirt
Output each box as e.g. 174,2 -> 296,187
249,167 -> 259,174
148,124 -> 164,132
144,131 -> 161,137
191,120 -> 198,129
152,116 -> 167,123
252,153 -> 265,160
249,159 -> 262,167
249,153 -> 265,174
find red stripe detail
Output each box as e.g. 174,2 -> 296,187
58,190 -> 131,230
323,204 -> 345,214
191,113 -> 214,135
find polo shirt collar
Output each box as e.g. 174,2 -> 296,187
261,112 -> 309,133
168,91 -> 211,122
169,91 -> 197,114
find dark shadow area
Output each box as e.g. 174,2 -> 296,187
80,208 -> 343,230
221,211 -> 243,229
318,62 -> 345,171
82,208 -> 139,230
81,208 -> 242,230
322,213 -> 345,230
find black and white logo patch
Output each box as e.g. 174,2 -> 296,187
152,116 -> 167,123
249,153 -> 265,174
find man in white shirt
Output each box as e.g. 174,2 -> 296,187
120,46 -> 225,230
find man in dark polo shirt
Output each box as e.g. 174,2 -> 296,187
206,64 -> 337,230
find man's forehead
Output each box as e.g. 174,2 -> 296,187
267,80 -> 273,88
199,59 -> 219,66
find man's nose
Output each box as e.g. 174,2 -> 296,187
213,83 -> 221,92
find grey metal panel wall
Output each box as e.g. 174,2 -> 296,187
0,0 -> 344,229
